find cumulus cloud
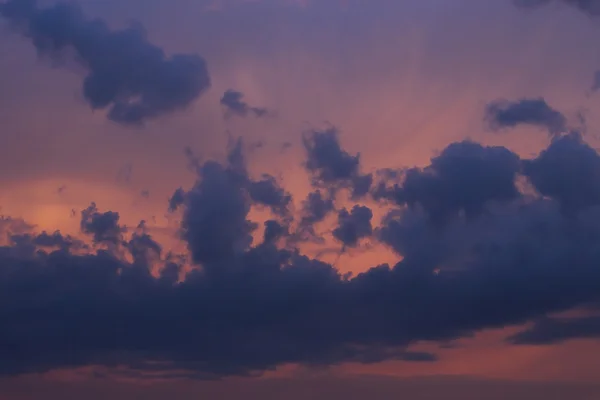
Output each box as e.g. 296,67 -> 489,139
80,202 -> 126,245
303,128 -> 373,199
0,0 -> 210,125
332,205 -> 373,248
2,129 -> 600,378
522,132 -> 600,214
374,140 -> 521,224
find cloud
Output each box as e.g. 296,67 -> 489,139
522,132 -> 600,214
297,189 -> 336,242
303,128 -> 373,199
509,315 -> 600,344
375,140 -> 521,224
485,98 -> 568,136
332,205 -> 373,248
10,230 -> 86,252
220,89 -> 269,118
0,0 -> 210,125
0,215 -> 34,240
80,202 -> 126,245
3,129 -> 600,378
247,174 -> 292,218
168,187 -> 186,212
263,219 -> 288,244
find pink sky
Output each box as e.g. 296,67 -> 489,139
1,0 -> 600,398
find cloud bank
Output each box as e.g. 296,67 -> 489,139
3,116 -> 600,377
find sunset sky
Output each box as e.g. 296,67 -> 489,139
2,0 -> 600,399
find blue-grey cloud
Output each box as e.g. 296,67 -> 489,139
80,202 -> 126,245
375,140 -> 521,224
523,132 -> 600,214
0,0 -> 210,125
509,315 -> 600,344
485,98 -> 568,136
4,130 -> 600,378
296,189 -> 336,243
332,205 -> 373,248
303,128 -> 373,199
220,89 -> 269,119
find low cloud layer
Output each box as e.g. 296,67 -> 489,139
0,0 -> 210,124
3,115 -> 600,377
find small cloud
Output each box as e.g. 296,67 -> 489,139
220,89 -> 270,118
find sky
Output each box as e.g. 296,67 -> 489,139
2,0 -> 600,398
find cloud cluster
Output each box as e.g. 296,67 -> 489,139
3,0 -> 600,382
0,0 -> 210,124
2,113 -> 600,377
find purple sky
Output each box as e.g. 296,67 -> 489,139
1,0 -> 600,398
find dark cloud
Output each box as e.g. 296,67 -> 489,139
302,190 -> 335,225
168,187 -> 186,212
170,139 -> 293,262
263,219 -> 288,244
303,128 -> 373,198
523,132 -> 600,214
509,315 -> 600,344
375,141 -> 521,224
176,159 -> 256,268
220,89 -> 269,118
247,174 -> 292,218
332,205 -> 373,248
170,138 -> 291,268
80,202 -> 126,245
127,221 -> 162,267
0,0 -> 210,125
485,98 -> 568,136
10,230 -> 86,252
4,133 -> 600,378
296,189 -> 336,242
